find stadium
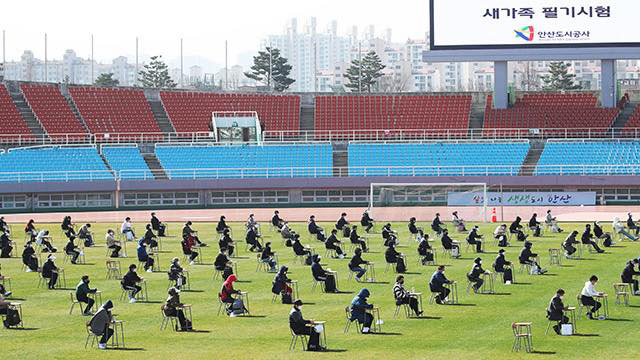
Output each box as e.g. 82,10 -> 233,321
2,0 -> 640,359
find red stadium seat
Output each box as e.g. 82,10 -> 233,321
0,84 -> 32,135
21,84 -> 87,135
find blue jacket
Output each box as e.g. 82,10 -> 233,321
429,271 -> 450,292
350,288 -> 373,323
137,245 -> 149,262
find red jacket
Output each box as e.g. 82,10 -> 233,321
219,274 -> 238,301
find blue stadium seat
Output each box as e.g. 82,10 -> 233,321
102,146 -> 153,180
536,141 -> 640,175
348,142 -> 530,176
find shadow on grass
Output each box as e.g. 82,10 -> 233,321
238,315 -> 267,318
322,349 -> 348,353
605,318 -> 633,322
363,281 -> 390,285
330,291 -> 354,295
573,333 -> 599,337
10,327 -> 39,331
74,263 -> 97,266
232,257 -> 252,260
6,297 -> 27,301
107,347 -> 146,351
410,316 -> 442,320
558,265 -> 575,268
138,301 -> 162,304
185,330 -> 211,333
195,263 -> 214,266
182,290 -> 205,293
53,288 -> 76,291
513,282 -> 533,286
368,332 -> 402,336
531,350 -> 557,355
449,303 -> 476,307
401,272 -> 422,276
484,292 -> 511,296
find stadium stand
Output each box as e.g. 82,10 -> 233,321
315,95 -> 472,131
624,105 -> 640,129
0,84 -> 32,135
155,143 -> 333,178
484,93 -> 619,136
101,145 -> 153,180
160,92 -> 301,133
69,87 -> 161,133
0,146 -> 112,182
536,140 -> 640,175
21,83 -> 87,134
348,142 -> 530,176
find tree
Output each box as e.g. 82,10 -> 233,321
244,47 -> 295,92
541,62 -> 581,91
95,73 -> 119,87
344,51 -> 386,93
379,72 -> 412,93
138,55 -> 177,89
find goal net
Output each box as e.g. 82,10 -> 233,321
368,183 -> 489,223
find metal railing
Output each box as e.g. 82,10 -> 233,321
0,170 -> 115,183
0,132 -> 215,147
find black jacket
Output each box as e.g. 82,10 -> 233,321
385,247 -> 400,263
292,240 -> 307,256
151,216 -> 162,231
42,260 -> 58,277
528,216 -> 540,228
349,229 -> 361,243
493,254 -> 510,272
510,220 -> 522,233
289,307 -> 311,334
441,234 -> 455,250
308,221 -> 320,234
349,253 -> 368,269
547,295 -> 565,321
123,270 -> 141,287
216,220 -> 228,233
467,229 -> 482,244
622,262 -> 640,283
361,214 -> 373,227
408,222 -> 419,235
594,224 -> 605,238
418,238 -> 432,255
336,217 -> 349,230
581,229 -> 593,244
261,245 -> 274,260
311,262 -> 328,280
468,264 -> 484,280
214,253 -> 229,270
519,247 -> 536,263
326,234 -> 340,249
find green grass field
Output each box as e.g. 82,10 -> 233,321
1,220 -> 640,359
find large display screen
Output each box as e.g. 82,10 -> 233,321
430,0 -> 640,50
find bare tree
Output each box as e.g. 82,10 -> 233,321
379,72 -> 413,92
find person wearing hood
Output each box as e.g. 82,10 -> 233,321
493,249 -> 513,284
137,240 -> 154,273
510,217 -> 528,242
151,212 -> 166,237
452,211 -> 467,232
246,225 -> 264,253
562,231 -> 580,258
261,242 -> 278,272
466,226 -> 484,253
547,289 -> 569,335
214,249 -> 234,281
142,224 -> 159,249
22,242 -> 39,272
393,275 -> 423,317
311,255 -> 337,293
621,259 -> 640,295
350,225 -> 368,252
122,264 -> 143,303
89,300 -> 114,349
467,258 -> 488,293
219,274 -> 246,316
361,211 -> 374,233
289,300 -> 324,351
627,213 -> 640,236
440,229 -> 460,258
519,242 -> 547,275
593,222 -> 613,247
528,214 -> 542,237
216,216 -> 230,234
272,266 -> 294,304
325,229 -> 345,259
64,235 -> 82,264
613,217 -> 638,241
42,254 -> 60,289
219,229 -> 235,257
106,229 -> 122,258
349,248 -> 369,282
494,224 -> 509,247
581,224 -> 605,254
76,275 -> 98,316
121,217 -> 135,242
417,230 -> 435,265
429,266 -> 453,305
168,258 -> 187,290
350,288 -> 374,333
164,287 -> 192,331
431,213 -> 445,236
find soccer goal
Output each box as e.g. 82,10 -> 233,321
368,183 -> 489,223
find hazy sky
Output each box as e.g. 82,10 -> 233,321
2,0 -> 429,70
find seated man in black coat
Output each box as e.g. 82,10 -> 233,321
621,259 -> 640,295
547,289 -> 570,335
431,213 -> 445,236
581,224 -> 605,254
493,249 -> 513,284
466,226 -> 484,253
311,255 -> 337,293
289,300 -> 324,351
528,214 -> 542,237
151,212 -> 166,237
325,230 -> 345,259
440,229 -> 460,258
467,258 -> 487,293
292,236 -> 312,258
246,226 -> 264,252
349,225 -> 368,252
510,217 -> 528,242
429,266 -> 453,305
519,242 -> 547,275
41,255 -> 60,290
272,211 -> 284,230
360,211 -> 374,233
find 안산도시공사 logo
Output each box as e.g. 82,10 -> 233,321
514,26 -> 535,42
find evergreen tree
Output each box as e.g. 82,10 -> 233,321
94,73 -> 119,87
138,55 -> 177,89
344,51 -> 386,93
244,47 -> 295,92
541,62 -> 581,91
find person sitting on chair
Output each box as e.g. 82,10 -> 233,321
528,214 -> 542,237
168,258 -> 187,290
219,275 -> 246,317
151,212 -> 166,237
219,229 -> 235,257
441,229 -> 460,258
181,233 -> 199,266
214,249 -> 234,281
64,235 -> 82,264
580,275 -> 604,320
25,219 -> 37,242
360,211 -> 374,233
105,229 -> 122,258
311,255 -> 338,293
494,224 -> 509,247
89,300 -> 114,349
350,288 -> 374,333
121,217 -> 135,242
393,275 -> 422,317
467,258 -> 488,293
61,216 -> 76,239
34,230 -> 57,253
562,231 -> 580,258
408,217 -> 421,238
493,249 -> 513,284
326,230 -> 345,259
510,217 -> 528,242
593,222 -> 613,247
452,211 -> 467,232
216,216 -> 230,234
429,266 -> 453,305
21,242 -> 39,272
78,224 -> 94,247
272,211 -> 284,230
613,217 -> 638,241
137,240 -> 154,273
183,221 -> 206,247
0,267 -> 11,297
385,243 -> 406,273
382,223 -> 398,247
246,214 -> 260,232
417,230 -> 435,265
431,213 -> 445,236
349,248 -> 369,282
142,224 -> 159,250
466,226 -> 484,253
289,300 -> 324,351
0,216 -> 9,234
76,275 -> 97,316
308,216 -> 323,238
582,224 -> 605,254
350,225 -> 368,252
545,210 -> 563,233
42,255 -> 60,289
261,242 -> 278,272
519,242 -> 547,275
336,213 -> 350,231
292,236 -> 312,258
547,289 -> 570,335
628,213 -> 640,236
246,225 -> 264,253
122,264 -> 143,303
273,266 -> 294,304
1,228 -> 13,258
280,222 -> 297,242
621,259 -> 640,295
164,287 -> 192,331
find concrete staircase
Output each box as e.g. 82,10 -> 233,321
63,94 -> 91,134
143,153 -> 168,180
149,100 -> 176,134
10,91 -> 46,136
611,102 -> 637,129
519,140 -> 546,176
468,99 -> 486,135
332,143 -> 348,177
300,104 -> 315,131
